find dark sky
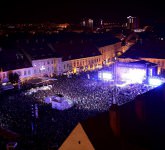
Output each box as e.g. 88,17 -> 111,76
0,0 -> 164,23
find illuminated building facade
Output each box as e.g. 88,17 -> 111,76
0,34 -> 122,82
81,18 -> 94,30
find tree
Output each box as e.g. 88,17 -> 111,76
8,72 -> 14,83
8,72 -> 20,84
13,73 -> 20,83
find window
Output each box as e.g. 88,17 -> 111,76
34,69 -> 36,74
17,71 -> 21,76
28,70 -> 31,75
161,61 -> 163,66
47,61 -> 49,64
24,70 -> 27,75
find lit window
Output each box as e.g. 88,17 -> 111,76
34,69 -> 36,74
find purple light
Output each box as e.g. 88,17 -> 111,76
120,68 -> 145,83
102,72 -> 112,80
98,71 -> 112,81
116,82 -> 128,87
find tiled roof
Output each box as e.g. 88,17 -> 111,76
19,40 -> 60,60
127,60 -> 157,67
0,42 -> 32,71
79,83 -> 165,150
0,33 -> 121,71
119,39 -> 165,59
52,41 -> 101,61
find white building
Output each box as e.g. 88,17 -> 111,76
0,33 -> 124,82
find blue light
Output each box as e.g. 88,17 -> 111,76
98,71 -> 112,81
102,72 -> 112,80
149,78 -> 162,86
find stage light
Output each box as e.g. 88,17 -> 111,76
102,72 -> 112,80
98,71 -> 112,81
120,68 -> 145,84
149,78 -> 162,86
116,82 -> 128,87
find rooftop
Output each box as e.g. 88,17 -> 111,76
0,45 -> 32,71
71,83 -> 165,150
119,39 -> 165,59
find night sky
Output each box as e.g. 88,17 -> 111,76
0,0 -> 164,23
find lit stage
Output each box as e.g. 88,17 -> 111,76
98,61 -> 163,87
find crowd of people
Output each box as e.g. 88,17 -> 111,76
0,71 -> 157,149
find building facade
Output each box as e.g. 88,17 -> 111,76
0,33 -> 124,82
